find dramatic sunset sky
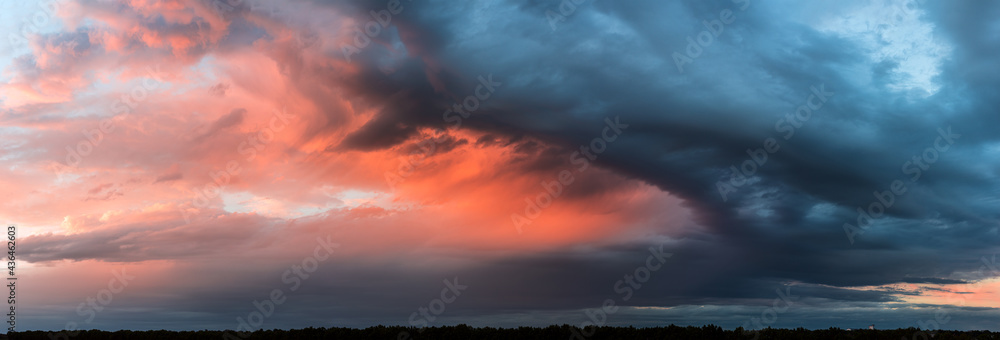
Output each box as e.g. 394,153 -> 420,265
2,0 -> 1000,332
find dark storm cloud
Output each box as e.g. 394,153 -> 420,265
280,0 -> 1000,327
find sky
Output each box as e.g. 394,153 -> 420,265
1,0 -> 1000,333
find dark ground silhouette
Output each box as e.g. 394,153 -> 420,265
3,324 -> 998,340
